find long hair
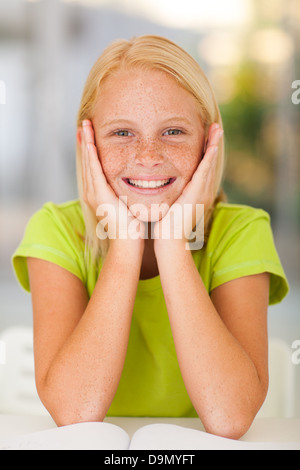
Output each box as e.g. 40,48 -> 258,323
76,35 -> 226,264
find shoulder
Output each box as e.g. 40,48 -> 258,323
33,199 -> 84,228
208,202 -> 270,248
26,200 -> 85,241
12,200 -> 87,292
206,202 -> 289,305
212,201 -> 270,229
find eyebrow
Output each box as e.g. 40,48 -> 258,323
159,116 -> 195,127
100,119 -> 135,129
100,116 -> 195,129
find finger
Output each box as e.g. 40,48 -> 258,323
199,125 -> 223,174
208,122 -> 220,138
203,123 -> 218,153
82,119 -> 93,127
82,121 -> 96,146
80,121 -> 94,185
80,124 -> 98,202
206,125 -> 223,151
87,143 -> 121,211
176,126 -> 223,210
82,121 -> 124,211
189,144 -> 219,194
203,143 -> 219,166
82,120 -> 106,183
79,127 -> 88,194
87,143 -> 107,189
82,120 -> 104,190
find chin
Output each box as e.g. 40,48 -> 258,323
129,203 -> 169,223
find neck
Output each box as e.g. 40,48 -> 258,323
139,224 -> 159,280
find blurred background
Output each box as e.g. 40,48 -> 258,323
0,0 -> 299,417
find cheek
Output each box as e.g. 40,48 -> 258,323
97,144 -> 128,182
170,144 -> 202,182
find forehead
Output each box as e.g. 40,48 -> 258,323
93,67 -> 201,123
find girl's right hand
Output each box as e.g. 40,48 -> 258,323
80,120 -> 146,245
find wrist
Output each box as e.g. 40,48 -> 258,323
108,237 -> 145,259
154,238 -> 189,257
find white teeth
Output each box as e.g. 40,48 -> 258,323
128,179 -> 171,188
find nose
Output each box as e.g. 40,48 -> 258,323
135,139 -> 164,168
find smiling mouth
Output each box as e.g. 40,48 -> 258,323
123,177 -> 176,189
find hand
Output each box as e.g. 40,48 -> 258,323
153,123 -> 223,250
80,120 -> 146,244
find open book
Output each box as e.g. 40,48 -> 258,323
0,422 -> 299,450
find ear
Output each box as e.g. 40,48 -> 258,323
76,127 -> 83,146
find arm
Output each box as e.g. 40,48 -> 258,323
153,124 -> 269,439
29,239 -> 143,426
154,241 -> 269,440
29,120 -> 145,426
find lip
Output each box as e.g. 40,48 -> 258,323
124,175 -> 175,181
122,177 -> 177,195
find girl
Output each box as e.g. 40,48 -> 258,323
13,35 -> 289,439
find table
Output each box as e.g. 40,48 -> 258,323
0,414 -> 299,448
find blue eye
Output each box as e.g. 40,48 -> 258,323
114,130 -> 132,137
164,129 -> 183,136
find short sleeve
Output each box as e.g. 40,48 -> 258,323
209,204 -> 289,305
12,201 -> 86,292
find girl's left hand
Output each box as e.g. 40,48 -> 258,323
153,123 -> 223,249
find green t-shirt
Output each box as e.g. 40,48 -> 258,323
12,200 -> 289,417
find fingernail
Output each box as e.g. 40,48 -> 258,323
82,120 -> 90,127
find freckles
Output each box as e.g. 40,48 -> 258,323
99,144 -> 129,178
169,144 -> 201,181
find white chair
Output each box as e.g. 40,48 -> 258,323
0,327 -> 49,416
258,338 -> 296,418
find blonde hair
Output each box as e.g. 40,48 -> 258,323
76,35 -> 226,264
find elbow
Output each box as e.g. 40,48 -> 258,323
201,406 -> 259,441
46,403 -> 106,428
50,406 -> 106,428
37,383 -> 106,428
201,384 -> 268,441
54,414 -> 105,429
204,415 -> 254,441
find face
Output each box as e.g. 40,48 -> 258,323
92,67 -> 206,221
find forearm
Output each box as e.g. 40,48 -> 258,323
155,240 -> 265,439
41,240 -> 143,426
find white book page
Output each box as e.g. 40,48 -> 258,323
129,423 -> 300,450
0,422 -> 130,450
